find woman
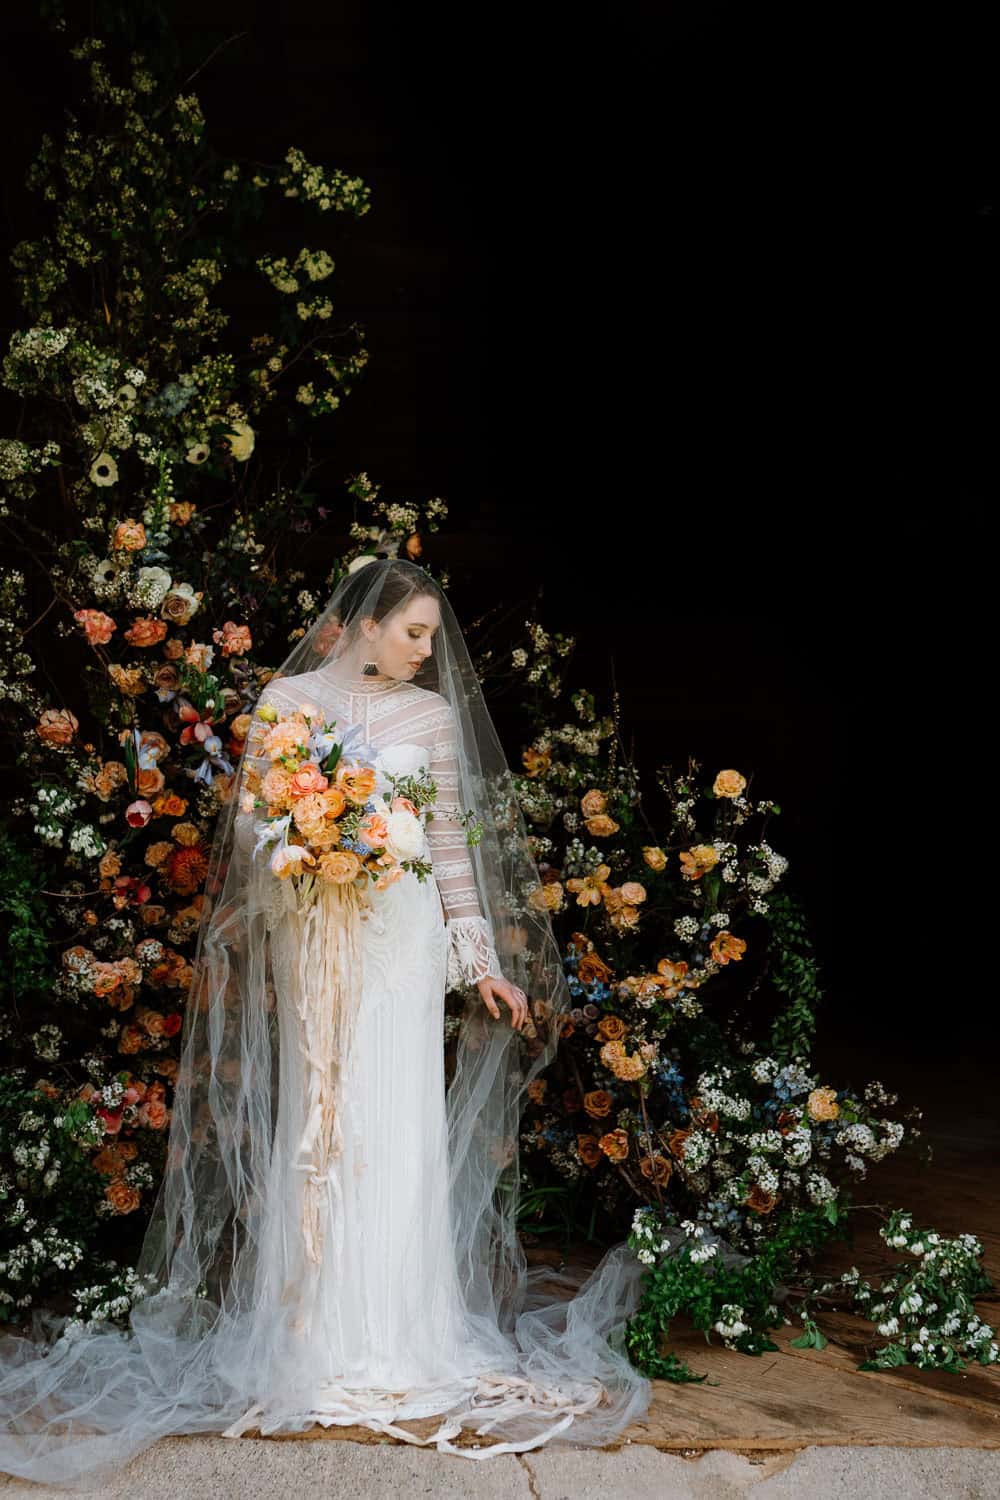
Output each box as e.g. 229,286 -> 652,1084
0,558 -> 652,1487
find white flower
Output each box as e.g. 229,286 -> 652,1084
186,440 -> 210,464
383,808 -> 425,861
225,420 -> 255,462
89,451 -> 118,486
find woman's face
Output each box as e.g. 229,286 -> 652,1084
365,594 -> 441,679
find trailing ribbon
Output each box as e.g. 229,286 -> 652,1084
289,878 -> 365,1268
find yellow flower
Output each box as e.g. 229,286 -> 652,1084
225,419 -> 255,462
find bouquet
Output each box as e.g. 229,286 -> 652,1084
240,698 -> 437,913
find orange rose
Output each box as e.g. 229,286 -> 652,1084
577,952 -> 612,985
745,1184 -> 779,1215
639,1154 -> 673,1186
597,1014 -> 627,1042
667,1128 -> 692,1158
583,1089 -> 614,1119
679,844 -> 720,880
576,1134 -> 602,1168
580,789 -> 607,817
585,814 -> 620,838
642,845 -> 666,871
105,1178 -> 141,1214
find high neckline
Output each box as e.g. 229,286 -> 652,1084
318,670 -> 408,694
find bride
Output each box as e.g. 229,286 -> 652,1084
0,557 -> 652,1487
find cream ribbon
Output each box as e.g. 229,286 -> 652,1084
290,878 -> 364,1268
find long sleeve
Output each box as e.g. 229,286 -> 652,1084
426,701 -> 503,989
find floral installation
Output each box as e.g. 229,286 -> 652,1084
0,17 -> 994,1394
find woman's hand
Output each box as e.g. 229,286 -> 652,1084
476,975 -> 529,1031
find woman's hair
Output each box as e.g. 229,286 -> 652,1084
334,560 -> 441,636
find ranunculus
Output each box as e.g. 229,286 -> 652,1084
74,608 -> 116,645
289,763 -> 329,798
112,519 -> 145,550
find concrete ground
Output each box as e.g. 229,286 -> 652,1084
2,1438 -> 999,1499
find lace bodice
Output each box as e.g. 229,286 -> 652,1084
235,668 -> 503,988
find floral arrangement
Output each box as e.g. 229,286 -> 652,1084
243,698 -> 437,911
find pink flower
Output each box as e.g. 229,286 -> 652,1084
126,799 -> 154,827
74,609 -> 117,645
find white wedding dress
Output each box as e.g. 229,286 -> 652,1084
217,669 -> 614,1453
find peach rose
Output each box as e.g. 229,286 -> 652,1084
642,845 -> 666,871
36,708 -> 80,746
679,844 -> 720,880
584,814 -> 620,838
580,789 -> 607,817
714,768 -> 747,799
619,881 -> 647,905
317,849 -> 362,884
807,1086 -> 840,1122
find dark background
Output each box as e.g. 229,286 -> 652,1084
1,4 -> 995,1082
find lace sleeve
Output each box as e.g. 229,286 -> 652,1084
426,701 -> 503,989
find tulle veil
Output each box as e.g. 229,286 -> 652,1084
0,556 -> 654,1488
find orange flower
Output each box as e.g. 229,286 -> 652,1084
583,1089 -> 614,1119
619,881 -> 647,905
714,768 -> 747,799
317,849 -> 362,884
667,1127 -> 691,1159
584,813 -> 620,838
565,865 -> 611,907
212,620 -> 253,658
169,500 -> 196,524
124,616 -> 168,648
807,1086 -> 840,1122
598,1128 -> 630,1162
639,1154 -> 673,1186
289,763 -> 330,798
522,747 -> 551,777
105,1178 -> 142,1214
337,763 -> 378,804
357,812 -> 389,847
526,1079 -> 547,1104
580,789 -> 607,817
642,845 -> 666,871
111,520 -> 146,551
108,664 -> 147,697
745,1184 -> 779,1215
577,951 -> 612,985
709,930 -> 746,965
597,1014 -> 627,1042
576,1134 -> 602,1168
74,608 -> 116,645
528,881 -> 564,912
36,708 -> 80,746
679,844 -> 720,880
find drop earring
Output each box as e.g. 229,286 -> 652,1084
361,658 -> 380,676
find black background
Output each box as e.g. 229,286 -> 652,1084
1,4 -> 995,1086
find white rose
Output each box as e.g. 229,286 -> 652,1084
225,419 -> 255,462
384,809 -> 425,861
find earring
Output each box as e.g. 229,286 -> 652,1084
361,659 -> 380,676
